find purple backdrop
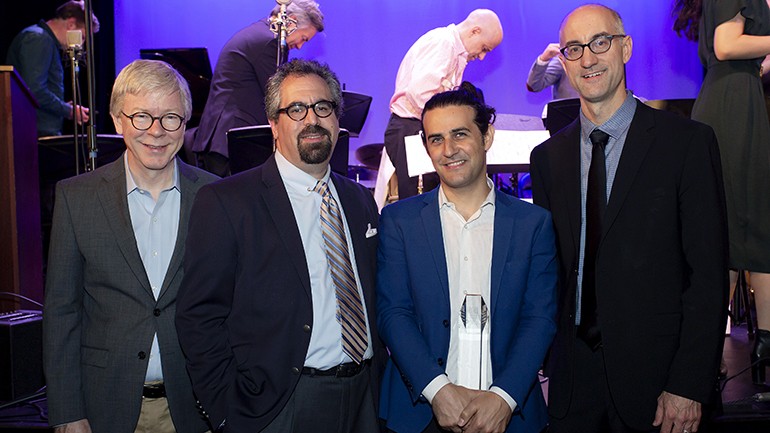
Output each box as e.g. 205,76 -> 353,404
114,0 -> 702,163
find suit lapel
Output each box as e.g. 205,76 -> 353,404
262,156 -> 313,299
421,190 -> 451,307
490,192 -> 513,313
603,101 -> 654,237
157,160 -> 198,302
559,120 -> 583,255
97,158 -> 154,298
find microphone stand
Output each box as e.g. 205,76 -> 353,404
66,44 -> 82,175
276,1 -> 289,67
84,0 -> 98,171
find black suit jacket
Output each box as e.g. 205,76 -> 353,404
176,155 -> 384,432
192,19 -> 277,158
530,101 -> 729,430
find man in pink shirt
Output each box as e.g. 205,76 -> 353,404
384,9 -> 503,200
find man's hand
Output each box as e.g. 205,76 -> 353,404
539,43 -> 562,62
652,391 -> 701,433
432,383 -> 482,432
69,102 -> 90,125
55,419 -> 92,433
458,391 -> 512,433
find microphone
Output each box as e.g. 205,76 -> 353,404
66,30 -> 84,62
66,30 -> 83,50
271,0 -> 293,66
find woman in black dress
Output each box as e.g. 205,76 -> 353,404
675,0 -> 770,384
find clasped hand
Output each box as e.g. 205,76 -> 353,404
432,383 -> 512,433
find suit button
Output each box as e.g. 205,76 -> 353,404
442,320 -> 449,328
153,308 -> 161,317
437,358 -> 444,366
303,324 -> 311,333
292,367 -> 300,375
138,351 -> 146,360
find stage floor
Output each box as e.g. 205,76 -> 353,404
1,324 -> 768,432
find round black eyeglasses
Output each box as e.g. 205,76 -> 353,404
121,111 -> 185,132
560,34 -> 626,61
277,100 -> 337,122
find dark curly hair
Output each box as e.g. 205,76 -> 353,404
673,0 -> 702,41
421,81 -> 496,138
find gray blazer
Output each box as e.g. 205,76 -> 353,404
43,156 -> 218,432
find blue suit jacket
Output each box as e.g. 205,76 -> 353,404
377,188 -> 558,433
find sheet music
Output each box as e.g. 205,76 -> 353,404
405,130 -> 550,177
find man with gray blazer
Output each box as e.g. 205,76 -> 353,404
43,59 -> 217,433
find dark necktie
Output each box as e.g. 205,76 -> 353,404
578,129 -> 609,351
313,180 -> 367,363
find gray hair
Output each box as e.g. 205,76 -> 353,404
264,59 -> 342,121
271,0 -> 324,32
110,59 -> 192,120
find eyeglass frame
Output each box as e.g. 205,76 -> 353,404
277,100 -> 338,122
559,34 -> 627,61
120,111 -> 186,132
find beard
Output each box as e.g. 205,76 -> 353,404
297,125 -> 333,165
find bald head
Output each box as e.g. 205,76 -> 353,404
559,4 -> 624,44
458,9 -> 503,61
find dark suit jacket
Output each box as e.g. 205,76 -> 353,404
176,155 -> 384,432
530,100 -> 729,430
377,188 -> 558,433
192,19 -> 277,158
43,157 -> 217,433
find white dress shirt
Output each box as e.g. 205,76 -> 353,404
422,180 -> 517,411
125,154 -> 180,382
275,150 -> 373,369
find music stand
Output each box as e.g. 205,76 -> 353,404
543,98 -> 581,136
38,134 -> 125,182
227,125 -> 350,176
340,91 -> 372,137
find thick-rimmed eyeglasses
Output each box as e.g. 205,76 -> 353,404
277,100 -> 337,122
560,34 -> 626,61
121,111 -> 185,132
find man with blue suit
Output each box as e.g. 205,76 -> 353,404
377,82 -> 558,433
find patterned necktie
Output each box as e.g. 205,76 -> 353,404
578,129 -> 609,351
313,180 -> 367,363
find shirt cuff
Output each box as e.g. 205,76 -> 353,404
490,386 -> 518,412
422,374 -> 451,404
536,56 -> 551,65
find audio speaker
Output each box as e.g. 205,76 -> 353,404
0,310 -> 44,401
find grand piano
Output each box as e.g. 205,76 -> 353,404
139,47 -> 213,129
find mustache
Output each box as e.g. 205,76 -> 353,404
298,125 -> 331,139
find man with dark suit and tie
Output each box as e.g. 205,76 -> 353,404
191,0 -> 324,176
43,59 -> 218,433
529,5 -> 729,433
377,82 -> 558,433
176,59 -> 383,433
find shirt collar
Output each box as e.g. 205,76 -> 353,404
438,177 -> 496,211
39,20 -> 62,50
275,149 -> 331,194
579,91 -> 637,141
124,152 -> 180,195
448,24 -> 469,60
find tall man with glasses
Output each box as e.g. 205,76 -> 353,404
43,59 -> 218,433
176,59 -> 383,433
529,5 -> 728,433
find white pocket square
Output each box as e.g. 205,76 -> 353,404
365,223 -> 378,238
